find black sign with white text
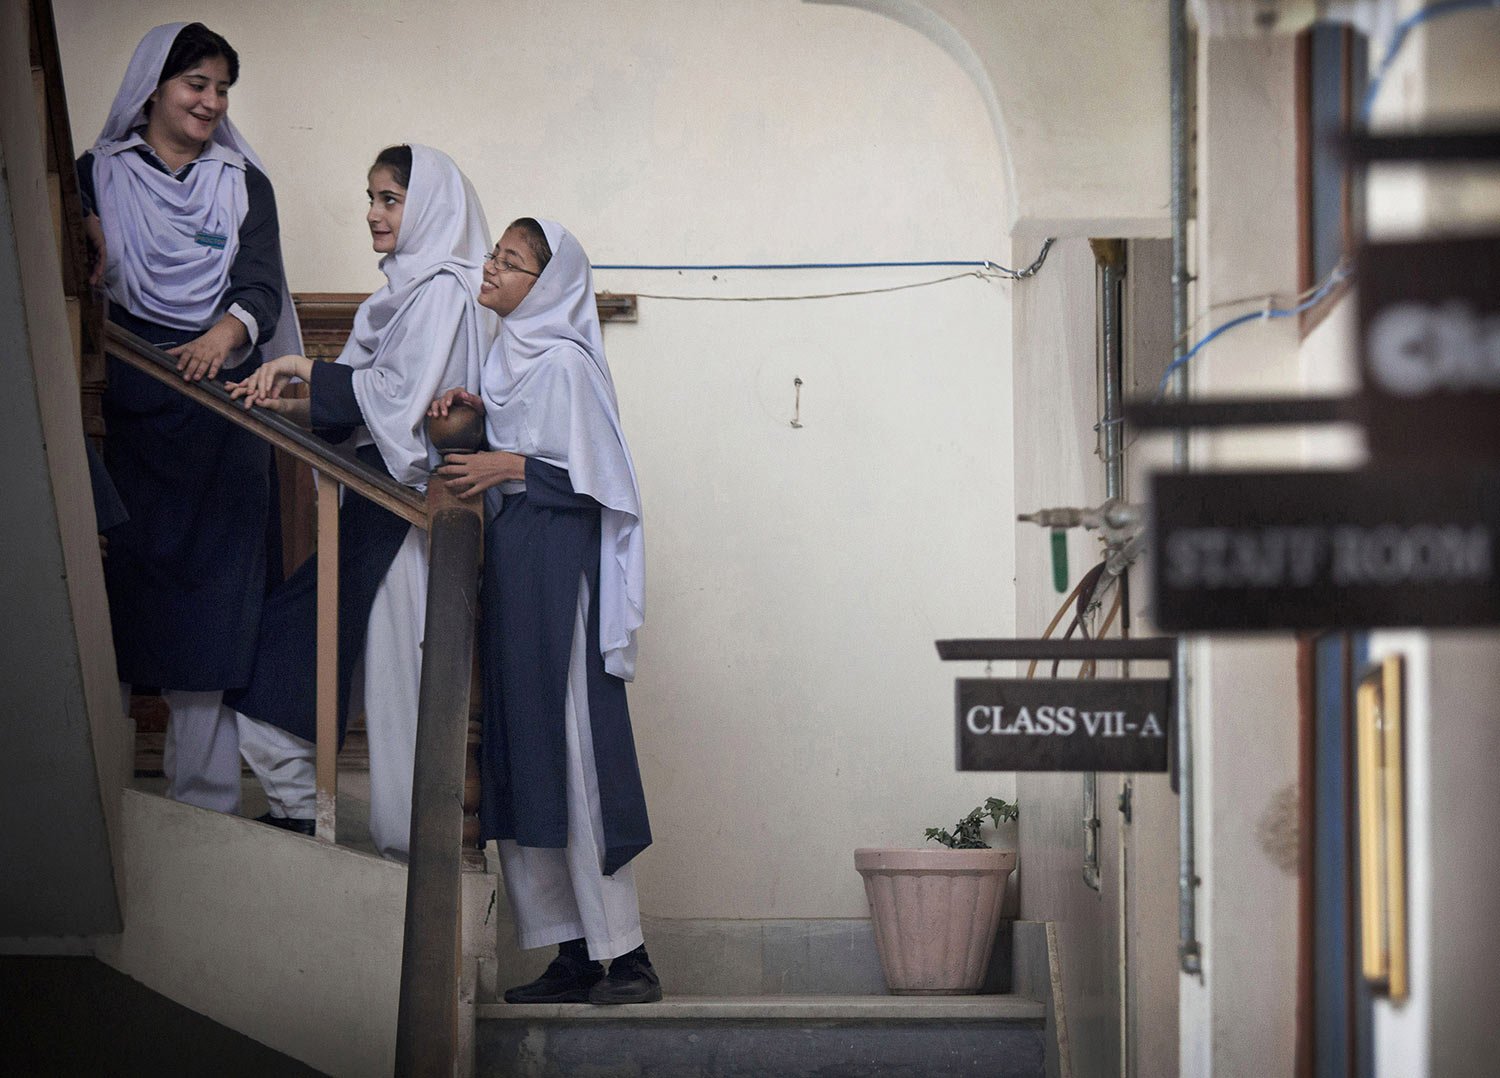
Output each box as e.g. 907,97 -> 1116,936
1151,469 -> 1500,631
1359,234 -> 1500,461
956,679 -> 1171,772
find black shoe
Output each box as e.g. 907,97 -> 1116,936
503,953 -> 604,1004
255,812 -> 315,836
588,948 -> 663,1005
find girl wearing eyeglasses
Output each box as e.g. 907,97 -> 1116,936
226,145 -> 495,859
428,219 -> 659,1004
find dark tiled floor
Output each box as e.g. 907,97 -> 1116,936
0,956 -> 325,1077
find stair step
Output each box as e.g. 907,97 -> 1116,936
479,993 -> 1043,1022
477,993 -> 1045,1078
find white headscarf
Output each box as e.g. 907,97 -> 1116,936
482,220 -> 645,681
341,145 -> 496,488
91,22 -> 302,363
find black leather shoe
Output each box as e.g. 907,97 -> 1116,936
504,953 -> 604,1004
255,812 -> 315,836
588,948 -> 663,1005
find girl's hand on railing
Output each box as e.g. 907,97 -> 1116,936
436,450 -> 524,499
227,354 -> 314,409
168,313 -> 249,382
428,387 -> 485,419
255,397 -> 312,426
84,213 -> 107,287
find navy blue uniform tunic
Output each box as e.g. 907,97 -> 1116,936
478,459 -> 652,876
79,149 -> 284,690
224,363 -> 410,743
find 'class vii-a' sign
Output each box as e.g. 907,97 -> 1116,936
956,679 -> 1171,773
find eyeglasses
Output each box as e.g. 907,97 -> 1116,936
485,248 -> 539,276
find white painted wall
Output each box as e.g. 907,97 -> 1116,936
55,0 -> 1024,921
1176,4 -> 1500,1076
1178,32 -> 1306,1078
818,0 -> 1173,238
98,791 -> 412,1077
1361,6 -> 1500,1077
1008,236 -> 1118,1076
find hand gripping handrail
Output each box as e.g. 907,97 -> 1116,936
103,321 -> 426,528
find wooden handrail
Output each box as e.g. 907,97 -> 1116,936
104,320 -> 426,528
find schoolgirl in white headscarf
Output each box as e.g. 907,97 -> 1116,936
81,22 -> 300,817
227,145 -> 495,859
431,219 -> 658,1004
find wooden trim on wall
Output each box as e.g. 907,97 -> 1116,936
1295,30 -> 1314,302
292,289 -> 638,359
1296,26 -> 1358,339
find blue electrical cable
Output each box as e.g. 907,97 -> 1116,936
1361,0 -> 1500,122
1158,0 -> 1497,400
1153,264 -> 1353,401
594,239 -> 1055,279
595,260 -> 986,270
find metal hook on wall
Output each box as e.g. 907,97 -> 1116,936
790,377 -> 803,429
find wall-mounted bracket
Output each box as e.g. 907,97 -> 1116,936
936,638 -> 1176,665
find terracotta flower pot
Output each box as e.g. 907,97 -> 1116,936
855,847 -> 1017,995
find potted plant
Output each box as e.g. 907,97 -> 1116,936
855,797 -> 1019,994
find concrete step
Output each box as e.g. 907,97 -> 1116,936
476,993 -> 1046,1078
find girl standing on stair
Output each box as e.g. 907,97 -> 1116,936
429,218 -> 659,1004
225,145 -> 495,860
78,22 -> 300,816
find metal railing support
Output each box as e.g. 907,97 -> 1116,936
394,404 -> 486,1077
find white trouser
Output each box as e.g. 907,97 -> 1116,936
498,573 -> 644,963
124,684 -> 242,814
237,526 -> 427,860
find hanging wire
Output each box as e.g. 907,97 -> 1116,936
629,268 -> 989,303
1152,261 -> 1355,401
1173,266 -> 1356,353
596,238 -> 1055,279
1360,0 -> 1500,123
599,239 -> 1056,301
1151,0 -> 1500,397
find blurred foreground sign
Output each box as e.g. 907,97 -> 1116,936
1150,469 -> 1500,630
1360,234 -> 1500,461
956,679 -> 1170,772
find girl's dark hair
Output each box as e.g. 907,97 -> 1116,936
158,23 -> 239,86
371,145 -> 413,189
508,218 -> 553,274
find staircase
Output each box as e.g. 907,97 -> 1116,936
474,909 -> 1055,1077
477,996 -> 1045,1078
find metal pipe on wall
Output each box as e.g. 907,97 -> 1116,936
1170,0 -> 1204,979
1084,238 -> 1127,894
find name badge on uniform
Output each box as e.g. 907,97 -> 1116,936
194,230 -> 228,250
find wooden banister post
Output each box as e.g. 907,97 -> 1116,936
395,403 -> 485,1078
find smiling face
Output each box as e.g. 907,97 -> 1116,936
479,225 -> 542,317
145,55 -> 231,155
366,166 -> 407,254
